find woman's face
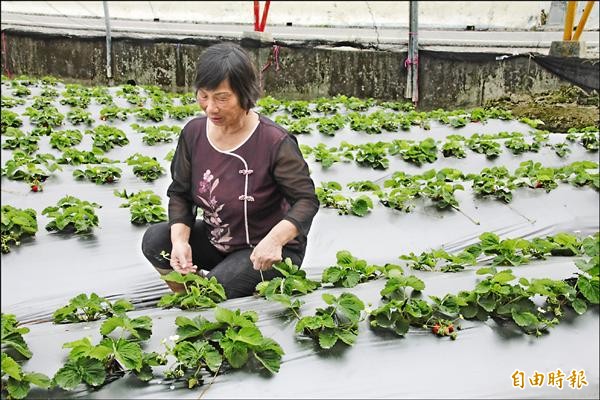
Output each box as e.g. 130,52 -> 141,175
197,79 -> 246,128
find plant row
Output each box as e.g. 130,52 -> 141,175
316,160 -> 598,217
2,231 -> 597,397
300,129 -> 599,170
1,192 -> 166,253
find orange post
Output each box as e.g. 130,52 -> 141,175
572,0 -> 595,41
563,1 -> 577,40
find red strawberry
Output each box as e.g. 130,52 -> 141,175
534,181 -> 543,188
448,324 -> 454,333
31,185 -> 40,192
432,324 -> 440,335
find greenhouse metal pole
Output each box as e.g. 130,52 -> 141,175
103,1 -> 113,81
410,1 -> 419,104
405,1 -> 419,103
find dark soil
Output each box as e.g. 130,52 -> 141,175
485,86 -> 599,133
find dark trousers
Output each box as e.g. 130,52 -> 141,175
141,221 -> 305,299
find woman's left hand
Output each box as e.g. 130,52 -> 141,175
250,236 -> 283,271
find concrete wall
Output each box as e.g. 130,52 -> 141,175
1,30 -> 577,110
2,1 -> 598,30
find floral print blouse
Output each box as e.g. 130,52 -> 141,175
167,115 -> 319,253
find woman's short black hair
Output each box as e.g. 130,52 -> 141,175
194,43 -> 260,111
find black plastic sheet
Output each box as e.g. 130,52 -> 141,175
1,81 -> 598,398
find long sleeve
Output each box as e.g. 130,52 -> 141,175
271,135 -> 319,238
167,128 -> 197,228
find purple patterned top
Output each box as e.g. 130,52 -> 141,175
167,115 -> 319,253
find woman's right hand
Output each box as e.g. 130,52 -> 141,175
170,241 -> 197,274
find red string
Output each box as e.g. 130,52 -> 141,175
261,45 -> 281,73
404,55 -> 418,69
1,32 -> 12,79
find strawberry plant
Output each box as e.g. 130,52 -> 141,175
159,331 -> 222,389
347,112 -> 382,134
477,232 -> 530,266
441,139 -> 467,158
60,95 -> 90,109
99,105 -> 129,121
166,104 -> 199,120
73,165 -> 122,184
11,84 -> 31,97
504,135 -> 532,155
30,96 -> 55,110
1,128 -> 40,154
1,96 -> 26,108
322,250 -> 382,288
1,110 -> 23,133
519,117 -> 544,128
456,267 -> 575,336
316,182 -> 374,216
116,84 -> 140,96
158,271 -> 226,310
347,180 -> 381,192
468,166 -> 515,203
64,84 -> 92,98
295,292 -> 365,349
40,87 -> 59,98
580,131 -> 599,151
513,160 -> 559,192
23,106 -> 64,128
274,114 -> 291,128
345,96 -> 374,111
1,352 -> 52,399
303,143 -> 346,169
256,96 -> 281,115
49,129 -> 83,151
378,186 -> 418,212
255,258 -> 320,297
420,179 -> 464,209
1,151 -> 61,185
124,93 -> 147,107
466,136 -> 502,158
10,76 -> 36,86
390,138 -> 438,166
552,141 -> 571,158
54,327 -> 165,390
369,275 -> 434,337
316,114 -> 346,136
167,306 -> 284,388
1,205 -> 38,254
399,247 -> 479,273
178,92 -> 197,105
114,189 -> 167,224
66,107 -> 94,125
86,125 -> 129,152
558,160 -> 599,190
284,100 -> 311,118
287,117 -> 315,135
57,148 -> 118,165
53,293 -> 134,323
42,195 -> 102,234
131,124 -> 180,145
380,100 -> 414,112
354,141 -> 389,169
133,105 -> 166,122
1,313 -> 33,359
126,153 -> 165,182
314,97 -> 340,114
164,148 -> 175,161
